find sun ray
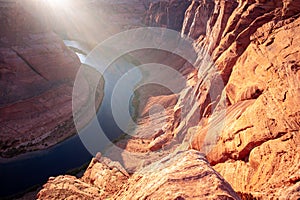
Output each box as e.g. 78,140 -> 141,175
43,0 -> 71,8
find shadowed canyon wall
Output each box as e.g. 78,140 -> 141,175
0,0 -> 103,158
0,0 -> 80,157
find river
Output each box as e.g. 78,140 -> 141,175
0,40 -> 140,197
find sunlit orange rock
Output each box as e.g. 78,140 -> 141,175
38,151 -> 241,200
187,0 -> 300,198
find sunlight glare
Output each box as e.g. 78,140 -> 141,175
43,0 -> 71,7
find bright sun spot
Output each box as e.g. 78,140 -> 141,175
43,0 -> 71,7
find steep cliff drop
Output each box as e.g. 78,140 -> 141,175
186,1 -> 300,198
38,150 -> 240,200
0,1 -> 103,158
23,0 -> 300,199
0,0 -> 82,158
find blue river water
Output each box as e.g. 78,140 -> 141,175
0,40 -> 140,197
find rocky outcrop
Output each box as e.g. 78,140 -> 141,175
144,0 -> 190,31
0,1 -> 103,158
38,150 -> 241,199
182,0 -> 215,39
184,0 -> 300,198
105,0 -> 300,198
13,0 -> 300,199
38,156 -> 129,200
37,175 -> 103,200
115,150 -> 240,200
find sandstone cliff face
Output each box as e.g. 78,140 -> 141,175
184,0 -> 300,198
106,0 -> 300,198
35,0 -> 300,199
144,0 -> 190,31
115,150 -> 240,200
0,1 -> 103,158
38,150 -> 241,200
37,156 -> 129,200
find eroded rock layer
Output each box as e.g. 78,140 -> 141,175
0,1 -> 103,158
108,0 -> 300,198
144,0 -> 190,31
185,0 -> 300,198
14,0 -> 300,199
38,151 -> 241,200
